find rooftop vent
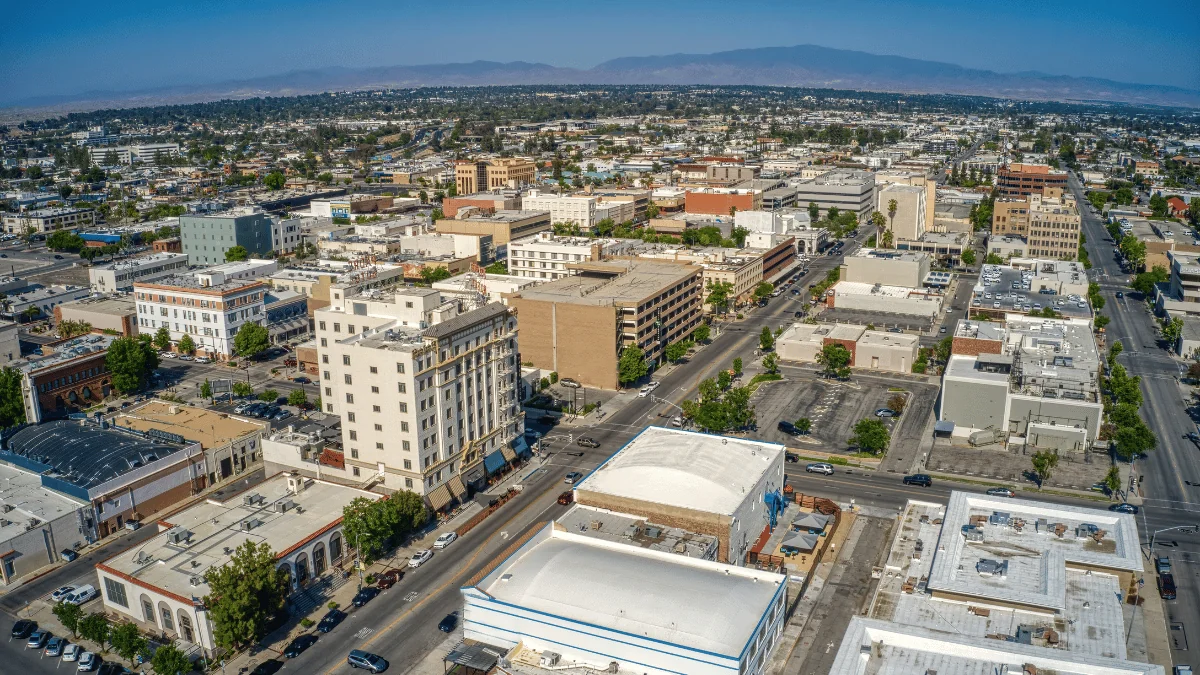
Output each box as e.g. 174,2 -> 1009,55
976,559 -> 1009,578
274,499 -> 297,514
166,528 -> 192,545
243,493 -> 265,507
240,518 -> 262,531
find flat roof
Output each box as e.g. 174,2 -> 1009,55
5,419 -> 192,490
830,618 -> 1162,675
473,526 -> 783,657
57,297 -> 137,316
99,473 -> 378,601
113,401 -> 266,450
0,462 -> 86,544
857,331 -> 919,349
927,492 -> 1141,612
835,281 -> 929,299
94,253 -> 188,271
135,274 -> 264,293
513,261 -> 699,307
18,334 -> 116,375
557,504 -> 719,559
578,427 -> 784,516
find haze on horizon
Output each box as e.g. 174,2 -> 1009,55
2,0 -> 1198,105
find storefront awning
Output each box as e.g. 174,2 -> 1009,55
447,474 -> 468,502
464,467 -> 485,485
501,444 -> 516,462
483,451 -> 506,475
425,483 -> 453,512
513,436 -> 531,458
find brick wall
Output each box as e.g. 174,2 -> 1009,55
574,490 -> 732,561
823,337 -> 858,366
508,297 -> 619,390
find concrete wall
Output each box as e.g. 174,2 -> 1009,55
830,289 -> 942,317
855,339 -> 918,373
573,490 -> 733,562
0,509 -> 85,585
507,298 -> 619,390
778,339 -> 821,363
841,255 -> 929,288
1006,395 -> 1103,447
941,376 -> 1008,434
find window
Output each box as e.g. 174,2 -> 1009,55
349,430 -> 357,441
376,442 -> 384,449
350,449 -> 359,458
103,577 -> 128,608
369,366 -> 378,374
160,605 -> 175,631
324,387 -> 332,396
403,459 -> 412,470
399,402 -> 407,412
141,598 -> 154,623
401,422 -> 409,432
405,478 -> 413,488
348,325 -> 355,334
372,405 -> 381,413
343,355 -> 351,365
344,374 -> 353,385
396,363 -> 405,373
323,371 -> 330,380
333,323 -> 341,332
352,467 -> 360,477
322,355 -> 329,364
345,393 -> 354,404
319,321 -> 326,330
371,386 -> 379,393
347,412 -> 355,422
403,440 -> 410,450
397,383 -> 406,393
320,338 -> 327,347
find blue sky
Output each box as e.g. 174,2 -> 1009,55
3,0 -> 1197,104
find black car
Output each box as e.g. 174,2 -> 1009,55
903,474 -> 933,487
1116,291 -> 1124,298
10,620 -> 37,639
60,548 -> 78,562
1109,503 -> 1139,514
317,609 -> 345,633
283,634 -> 318,658
352,587 -> 380,607
777,420 -> 799,436
250,660 -> 284,675
97,664 -> 130,675
438,612 -> 459,633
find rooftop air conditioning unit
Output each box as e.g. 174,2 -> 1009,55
539,652 -> 561,667
274,499 -> 296,513
166,528 -> 191,545
243,493 -> 264,506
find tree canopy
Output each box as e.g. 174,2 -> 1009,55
850,418 -> 890,454
105,335 -> 159,393
205,540 -> 290,651
817,343 -> 852,378
618,345 -> 649,385
341,491 -> 429,565
234,322 -> 270,357
224,245 -> 250,262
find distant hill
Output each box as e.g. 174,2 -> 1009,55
5,44 -> 1198,116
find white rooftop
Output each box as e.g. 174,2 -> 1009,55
829,618 -> 1163,675
472,526 -> 784,657
0,463 -> 86,547
578,427 -> 784,516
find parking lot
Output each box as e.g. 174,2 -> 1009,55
972,264 -> 1090,318
750,373 -> 900,450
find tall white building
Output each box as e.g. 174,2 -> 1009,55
133,275 -> 266,358
507,232 -> 633,280
88,253 -> 191,292
313,287 -> 522,507
521,191 -> 603,228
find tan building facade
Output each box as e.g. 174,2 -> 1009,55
435,210 -> 551,246
455,158 -> 536,195
1026,195 -> 1081,261
878,183 -> 927,242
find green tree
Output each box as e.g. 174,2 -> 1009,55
150,642 -> 192,675
224,245 -> 249,262
263,171 -> 286,190
58,319 -> 92,338
617,345 -> 649,385
808,202 -> 820,221
0,367 -> 26,429
717,370 -> 733,391
234,322 -> 270,357
817,343 -> 852,378
759,325 -> 775,351
287,388 -> 308,406
886,198 -> 898,236
419,267 -> 453,283
53,601 -> 83,637
342,496 -> 396,565
723,386 -> 756,430
483,261 -> 508,275
233,381 -> 253,398
795,417 -> 812,434
869,211 -> 887,243
1120,235 -> 1147,270
762,352 -> 780,374
153,326 -> 172,352
257,388 -> 279,402
1163,317 -> 1184,346
79,612 -> 110,649
850,418 -> 891,454
1150,193 -> 1169,218
664,341 -> 688,363
316,172 -> 334,185
105,336 -> 158,393
1114,423 -> 1157,461
693,324 -> 711,342
1103,466 -> 1121,496
1131,265 -> 1169,296
1030,450 -> 1059,488
705,280 -> 734,313
732,357 -> 743,375
960,249 -> 976,266
204,540 -> 289,651
200,380 -> 212,399
110,620 -> 148,666
933,335 -> 953,363
178,333 -> 196,355
985,253 -> 1004,265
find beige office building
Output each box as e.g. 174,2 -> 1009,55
1026,195 -> 1081,261
435,210 -> 551,246
878,183 -> 927,242
875,170 -> 936,232
455,158 -> 536,195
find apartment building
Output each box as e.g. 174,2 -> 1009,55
133,275 -> 267,358
508,261 -> 704,389
877,183 -> 927,241
520,191 -> 599,228
455,158 -> 536,195
791,169 -> 877,218
507,232 -> 634,280
684,188 -> 763,216
434,209 -> 551,246
313,289 -> 522,505
996,163 -> 1068,198
88,252 -> 190,292
3,207 -> 95,234
179,209 -> 276,265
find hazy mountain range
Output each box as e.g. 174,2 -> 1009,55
7,44 -> 1200,117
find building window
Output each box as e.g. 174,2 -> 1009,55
352,467 -> 360,477
141,598 -> 154,623
399,402 -> 407,412
376,442 -> 384,449
396,363 -> 405,373
374,424 -> 383,431
369,366 -> 378,374
405,478 -> 413,488
403,459 -> 412,469
343,355 -> 351,365
371,386 -> 379,393
103,577 -> 128,608
350,449 -> 358,458
344,374 -> 353,385
372,405 -> 381,413
349,431 -> 357,441
347,412 -> 355,422
160,605 -> 175,631
345,393 -> 354,404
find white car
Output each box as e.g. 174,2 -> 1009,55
77,651 -> 98,671
50,585 -> 77,602
408,549 -> 433,568
65,584 -> 97,605
62,643 -> 82,662
161,352 -> 177,359
195,357 -> 211,364
433,532 -> 458,549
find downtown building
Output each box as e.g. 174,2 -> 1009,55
313,287 -> 523,510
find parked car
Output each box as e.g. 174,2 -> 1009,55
376,569 -> 403,589
195,357 -> 211,364
557,490 -> 574,505
438,612 -> 459,633
63,643 -> 82,661
539,415 -> 558,426
250,660 -> 284,675
293,376 -> 311,384
777,420 -> 799,436
97,664 -> 129,675
408,549 -> 433,568
316,609 -> 345,633
65,584 -> 98,605
986,488 -> 1015,498
564,471 -> 583,485
346,650 -> 389,673
1157,556 -> 1172,575
806,463 -> 834,475
874,408 -> 897,418
352,587 -> 380,608
26,629 -> 51,649
576,436 -> 600,448
637,381 -> 661,397
559,378 -> 581,389
46,635 -> 68,657
51,585 -> 77,602
1109,503 -> 1139,514
903,474 -> 933,487
78,651 -> 99,671
283,634 -> 318,658
433,532 -> 458,549
1159,573 -> 1177,600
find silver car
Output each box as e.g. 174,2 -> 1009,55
806,463 -> 835,475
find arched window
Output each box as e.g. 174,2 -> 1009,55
312,543 -> 327,576
159,602 -> 175,632
178,611 -> 194,643
140,594 -> 155,624
329,534 -> 343,562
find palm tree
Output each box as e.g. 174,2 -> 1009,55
869,211 -> 886,246
886,199 -> 898,246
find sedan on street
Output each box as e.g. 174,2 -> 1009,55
1110,503 -> 1139,514
576,437 -> 600,448
283,634 -> 318,658
352,587 -> 380,608
986,487 -> 1016,498
806,463 -> 834,475
433,532 -> 458,549
564,471 -> 583,484
317,609 -> 345,633
408,549 -> 433,568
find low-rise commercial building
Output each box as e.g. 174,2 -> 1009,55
180,209 -> 281,265
442,193 -> 519,218
2,207 -> 95,234
828,281 -> 944,317
507,232 -> 633,280
777,322 -> 919,373
0,283 -> 93,321
791,169 -> 876,218
508,261 -> 703,389
310,194 -> 393,220
0,320 -> 17,363
17,334 -> 117,423
941,315 -> 1103,450
54,297 -> 138,336
840,249 -> 932,289
95,473 -> 379,657
684,188 -> 763,215
88,252 -> 191,292
434,209 -> 551,247
0,463 -> 92,585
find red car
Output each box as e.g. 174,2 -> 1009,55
376,569 -> 403,589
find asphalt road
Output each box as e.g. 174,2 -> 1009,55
1070,170 -> 1200,664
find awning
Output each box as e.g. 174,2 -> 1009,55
780,531 -> 820,554
483,451 -> 506,475
934,420 -> 956,434
425,483 -> 453,512
464,467 -> 485,485
447,474 -> 468,502
513,436 -> 531,458
444,642 -> 505,672
792,512 -> 831,532
501,445 -> 516,462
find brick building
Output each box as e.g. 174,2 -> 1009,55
996,163 -> 1068,198
684,188 -> 762,216
17,334 -> 117,423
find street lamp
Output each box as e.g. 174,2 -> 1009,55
1148,524 -> 1200,555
